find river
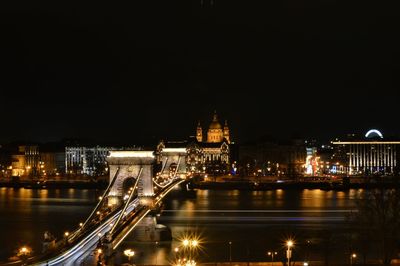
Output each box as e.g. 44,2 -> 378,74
0,187 -> 362,265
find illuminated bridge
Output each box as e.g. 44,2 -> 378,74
15,150 -> 187,266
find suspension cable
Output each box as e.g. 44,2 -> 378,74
81,167 -> 120,230
109,167 -> 143,234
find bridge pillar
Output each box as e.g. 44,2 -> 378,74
106,151 -> 155,206
158,148 -> 187,177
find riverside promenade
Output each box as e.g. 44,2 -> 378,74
137,261 -> 399,266
127,262 -> 398,266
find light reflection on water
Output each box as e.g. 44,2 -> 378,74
114,188 -> 358,265
0,188 -> 100,260
0,188 -> 359,264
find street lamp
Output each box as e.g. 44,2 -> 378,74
350,253 -> 356,265
18,246 -> 31,263
228,241 -> 232,263
174,247 -> 180,259
267,251 -> 277,266
97,248 -> 103,265
183,239 -> 190,247
124,249 -> 135,265
64,231 -> 70,245
181,238 -> 200,259
155,241 -> 159,265
18,246 -> 31,256
286,240 -> 294,266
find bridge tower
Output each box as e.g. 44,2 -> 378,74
158,148 -> 187,178
106,151 -> 155,206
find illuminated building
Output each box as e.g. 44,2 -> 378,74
191,111 -> 231,175
11,145 -> 40,177
157,112 -> 232,175
201,111 -> 231,144
65,146 -> 112,176
332,129 -> 400,175
305,147 -> 319,175
10,145 -> 65,177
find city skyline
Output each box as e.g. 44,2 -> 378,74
1,2 -> 400,265
1,2 -> 399,144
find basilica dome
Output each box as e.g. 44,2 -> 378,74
209,112 -> 222,129
209,120 -> 222,129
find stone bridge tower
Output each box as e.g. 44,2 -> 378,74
106,151 -> 155,206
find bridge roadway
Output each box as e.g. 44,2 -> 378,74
33,178 -> 185,266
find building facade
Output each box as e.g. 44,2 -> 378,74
332,129 -> 400,176
190,112 -> 231,175
11,145 -> 40,177
157,112 -> 232,175
65,146 -> 112,176
9,145 -> 65,177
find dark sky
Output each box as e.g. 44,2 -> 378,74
0,1 -> 399,144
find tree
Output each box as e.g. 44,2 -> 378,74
351,189 -> 400,266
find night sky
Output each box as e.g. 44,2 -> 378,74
0,1 -> 399,144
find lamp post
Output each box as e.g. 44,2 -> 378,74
350,253 -> 356,265
18,246 -> 31,263
97,248 -> 103,265
267,251 -> 277,266
155,241 -> 159,265
286,240 -> 293,266
181,238 -> 200,260
174,247 -> 180,261
124,249 -> 135,265
64,231 -> 70,245
228,241 -> 232,264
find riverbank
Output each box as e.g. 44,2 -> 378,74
1,177 -> 399,191
189,180 -> 400,191
0,180 -> 108,189
131,260 -> 399,266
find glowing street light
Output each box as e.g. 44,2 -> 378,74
174,247 -> 180,259
97,248 -> 104,265
64,231 -> 69,237
267,251 -> 277,266
181,238 -> 200,249
350,253 -> 357,265
18,246 -> 31,262
18,246 -> 30,256
286,240 -> 294,266
180,237 -> 201,263
124,249 -> 135,265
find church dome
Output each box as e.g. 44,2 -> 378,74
209,120 -> 222,129
209,112 -> 222,129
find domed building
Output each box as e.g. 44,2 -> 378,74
156,111 -> 233,176
197,111 -> 230,144
190,111 -> 231,175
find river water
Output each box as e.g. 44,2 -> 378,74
0,187 -> 362,265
